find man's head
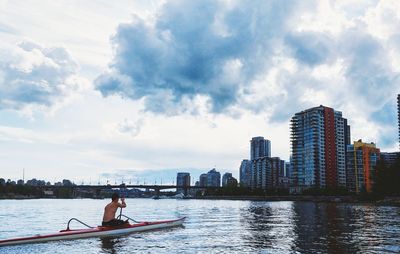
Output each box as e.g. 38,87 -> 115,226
111,193 -> 119,202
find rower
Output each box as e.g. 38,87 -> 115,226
102,193 -> 129,227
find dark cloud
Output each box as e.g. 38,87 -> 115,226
96,0 -> 302,114
0,41 -> 81,110
95,0 -> 400,150
284,32 -> 335,66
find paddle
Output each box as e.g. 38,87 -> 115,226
119,186 -> 126,221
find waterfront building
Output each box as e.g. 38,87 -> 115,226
207,168 -> 221,187
285,162 -> 291,178
199,173 -> 208,187
226,176 -> 238,187
251,156 -> 285,190
346,140 -> 380,193
290,105 -> 350,192
380,152 -> 400,167
250,137 -> 271,160
398,94 -> 400,149
176,172 -> 190,193
222,173 -> 238,187
222,173 -> 232,187
239,159 -> 251,187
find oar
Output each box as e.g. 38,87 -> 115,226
119,185 -> 126,220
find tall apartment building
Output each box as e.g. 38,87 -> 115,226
250,137 -> 271,160
251,156 -> 285,190
290,105 -> 350,192
380,152 -> 400,167
176,172 -> 190,193
239,159 -> 251,187
207,168 -> 221,187
199,173 -> 208,187
222,173 -> 238,187
398,94 -> 400,149
346,140 -> 380,193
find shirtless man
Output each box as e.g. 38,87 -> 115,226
102,193 -> 128,227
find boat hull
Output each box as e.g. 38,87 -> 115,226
0,217 -> 185,247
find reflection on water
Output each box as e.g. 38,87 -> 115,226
241,201 -> 400,254
100,237 -> 120,254
0,199 -> 399,253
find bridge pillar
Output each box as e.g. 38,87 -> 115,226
155,188 -> 160,197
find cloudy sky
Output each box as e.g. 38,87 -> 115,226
0,0 -> 399,184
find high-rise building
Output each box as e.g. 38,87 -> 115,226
346,140 -> 380,193
207,168 -> 221,187
250,137 -> 271,160
222,172 -> 238,187
380,152 -> 400,167
176,172 -> 190,193
239,159 -> 251,187
285,161 -> 291,178
290,105 -> 350,192
199,173 -> 208,187
251,156 -> 285,190
398,94 -> 400,149
222,173 -> 232,187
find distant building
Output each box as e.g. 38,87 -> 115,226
285,162 -> 291,178
176,172 -> 190,193
239,159 -> 251,187
346,140 -> 380,193
222,173 -> 238,187
199,174 -> 208,187
226,176 -> 238,187
380,152 -> 400,167
222,173 -> 232,187
398,94 -> 400,149
250,137 -> 271,160
207,168 -> 221,187
290,105 -> 350,193
251,156 -> 285,190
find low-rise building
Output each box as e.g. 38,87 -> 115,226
346,140 -> 380,193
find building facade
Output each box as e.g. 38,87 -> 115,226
250,137 -> 271,160
346,140 -> 380,193
251,156 -> 285,190
199,173 -> 208,187
239,159 -> 251,187
176,172 -> 190,193
222,173 -> 238,187
207,168 -> 221,187
398,94 -> 400,149
290,105 -> 350,192
380,152 -> 400,167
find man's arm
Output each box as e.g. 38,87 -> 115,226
118,198 -> 127,208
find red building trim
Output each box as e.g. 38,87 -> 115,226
323,107 -> 337,188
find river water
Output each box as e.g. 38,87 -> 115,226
0,199 -> 399,253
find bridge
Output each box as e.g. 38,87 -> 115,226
40,184 -> 222,197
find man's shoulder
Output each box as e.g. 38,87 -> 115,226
105,202 -> 114,208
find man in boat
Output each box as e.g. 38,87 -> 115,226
102,193 -> 129,227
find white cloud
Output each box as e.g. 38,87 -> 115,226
1,0 -> 400,183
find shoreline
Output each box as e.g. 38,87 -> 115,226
1,195 -> 399,206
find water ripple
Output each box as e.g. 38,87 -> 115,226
0,199 -> 399,253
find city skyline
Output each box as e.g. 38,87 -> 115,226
1,1 -> 400,182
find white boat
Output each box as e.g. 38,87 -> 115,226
0,216 -> 185,247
